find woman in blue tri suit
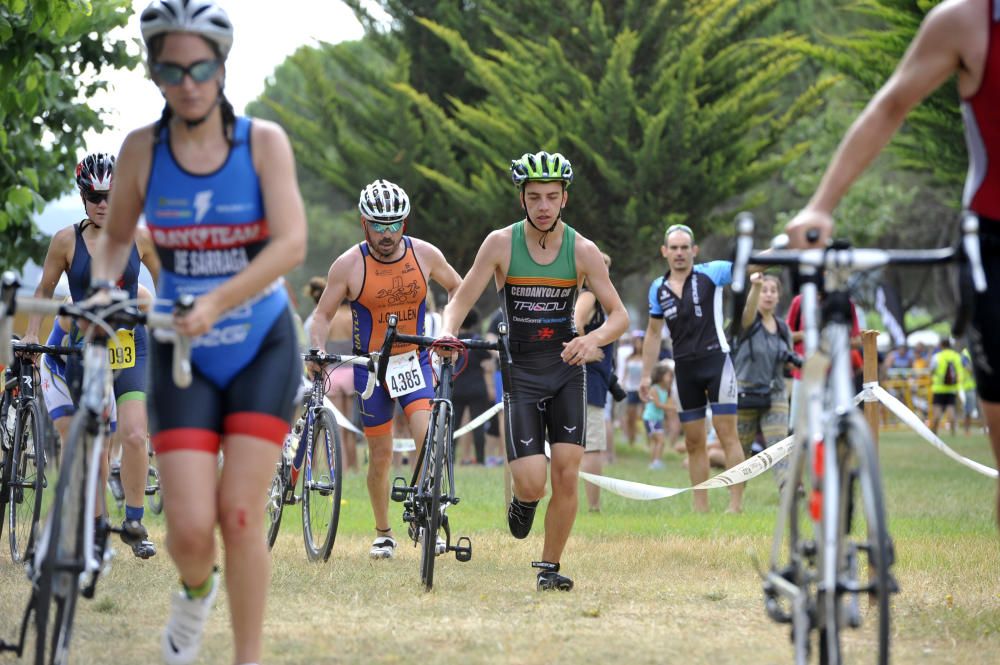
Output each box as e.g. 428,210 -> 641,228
24,152 -> 161,559
91,2 -> 307,664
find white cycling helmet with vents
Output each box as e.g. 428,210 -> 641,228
358,179 -> 411,223
140,0 -> 234,59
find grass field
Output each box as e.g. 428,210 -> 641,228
1,430 -> 997,664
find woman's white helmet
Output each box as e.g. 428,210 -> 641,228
140,0 -> 234,59
358,179 -> 411,223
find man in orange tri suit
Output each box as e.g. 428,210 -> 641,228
309,179 -> 462,559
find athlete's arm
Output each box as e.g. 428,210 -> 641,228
418,239 -> 463,302
741,272 -> 763,330
639,316 -> 664,403
441,231 -> 505,336
24,227 -> 72,342
573,290 -> 597,334
786,3 -> 966,247
94,125 -> 152,286
309,252 -> 353,351
135,226 -> 161,285
562,239 -> 628,366
178,121 -> 307,337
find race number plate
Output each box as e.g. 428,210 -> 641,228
385,350 -> 426,398
107,329 -> 136,370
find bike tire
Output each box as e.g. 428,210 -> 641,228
31,411 -> 89,665
10,398 -> 45,563
265,461 -> 286,550
419,405 -> 447,591
301,408 -> 342,562
819,412 -> 892,665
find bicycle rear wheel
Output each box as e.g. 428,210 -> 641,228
301,409 -> 342,562
10,398 -> 45,563
31,411 -> 89,665
419,405 -> 447,591
146,461 -> 163,515
819,412 -> 892,665
0,389 -> 16,542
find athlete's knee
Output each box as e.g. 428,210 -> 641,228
218,496 -> 265,544
166,517 -> 215,559
366,438 -> 393,469
513,476 -> 546,502
118,426 -> 147,454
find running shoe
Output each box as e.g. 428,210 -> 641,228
533,561 -> 574,591
370,535 -> 397,559
162,570 -> 219,665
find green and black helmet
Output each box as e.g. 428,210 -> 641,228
510,151 -> 574,188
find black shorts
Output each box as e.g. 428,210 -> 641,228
932,393 -> 957,408
148,309 -> 302,454
964,221 -> 1000,402
501,345 -> 585,461
673,352 -> 738,422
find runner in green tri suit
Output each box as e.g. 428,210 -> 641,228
441,151 -> 628,591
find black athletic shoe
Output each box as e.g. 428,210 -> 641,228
507,497 -> 538,539
537,571 -> 574,591
532,561 -> 573,591
120,519 -> 157,559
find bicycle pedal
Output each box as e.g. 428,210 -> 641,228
391,477 -> 413,502
451,536 -> 472,563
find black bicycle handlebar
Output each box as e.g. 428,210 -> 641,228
12,343 -> 81,357
375,313 -> 509,387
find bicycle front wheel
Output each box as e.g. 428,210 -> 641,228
31,411 -> 89,665
819,412 -> 892,665
301,409 -> 342,562
419,405 -> 447,591
10,398 -> 45,563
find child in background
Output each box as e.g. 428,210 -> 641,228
643,360 -> 674,470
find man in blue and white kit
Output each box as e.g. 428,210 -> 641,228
639,224 -> 745,513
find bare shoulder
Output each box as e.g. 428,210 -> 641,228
50,225 -> 76,254
409,236 -> 447,261
572,231 -> 604,268
119,123 -> 157,163
924,0 -> 980,36
330,243 -> 363,275
249,118 -> 292,155
482,226 -> 513,252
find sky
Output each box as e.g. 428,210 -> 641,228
35,0 -> 370,235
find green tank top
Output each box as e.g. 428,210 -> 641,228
500,220 -> 578,344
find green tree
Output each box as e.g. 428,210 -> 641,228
0,0 -> 137,269
258,0 -> 834,279
771,0 -> 961,187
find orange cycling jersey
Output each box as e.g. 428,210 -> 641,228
351,237 -> 429,354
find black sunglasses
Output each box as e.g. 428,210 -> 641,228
83,191 -> 109,204
153,59 -> 221,86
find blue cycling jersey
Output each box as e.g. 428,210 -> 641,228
144,116 -> 288,387
648,260 -> 732,361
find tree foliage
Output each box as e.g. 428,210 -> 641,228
0,0 -> 137,269
258,0 -> 834,279
769,0 -> 962,188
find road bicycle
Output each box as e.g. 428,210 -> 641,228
266,348 -> 378,561
379,313 -> 508,590
731,213 -> 987,665
0,272 -> 193,665
1,342 -> 78,564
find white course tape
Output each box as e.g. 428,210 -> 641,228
323,396 -> 364,435
382,402 -> 506,452
580,434 -> 795,501
867,383 -> 997,479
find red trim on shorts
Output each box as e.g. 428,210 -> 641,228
223,412 -> 289,445
403,399 -> 431,418
153,428 -> 221,455
364,421 -> 393,437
